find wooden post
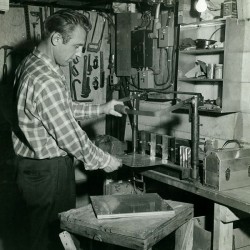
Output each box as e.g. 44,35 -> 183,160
213,203 -> 240,250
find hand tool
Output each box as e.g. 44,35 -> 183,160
82,11 -> 90,53
108,53 -> 115,86
0,45 -> 13,83
39,7 -> 44,40
81,55 -> 91,98
72,65 -> 79,77
69,62 -> 74,100
114,97 -> 196,117
114,104 -> 156,117
30,11 -> 40,44
87,54 -> 92,75
87,15 -> 106,53
72,79 -> 81,101
24,5 -> 31,40
100,51 -> 105,88
73,57 -> 79,65
92,77 -> 99,90
93,56 -> 98,69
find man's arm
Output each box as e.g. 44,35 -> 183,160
71,99 -> 124,120
36,81 -> 121,171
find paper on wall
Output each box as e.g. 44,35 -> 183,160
0,0 -> 9,12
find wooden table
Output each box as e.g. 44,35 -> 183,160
59,200 -> 194,250
141,170 -> 250,250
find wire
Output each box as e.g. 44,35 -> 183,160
136,10 -> 151,30
208,26 -> 224,40
98,12 -> 115,29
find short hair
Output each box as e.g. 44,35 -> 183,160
44,9 -> 92,44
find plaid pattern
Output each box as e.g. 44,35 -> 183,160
12,48 -> 110,170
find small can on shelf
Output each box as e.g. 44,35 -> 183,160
223,0 -> 237,18
207,64 -> 214,79
214,64 -> 223,79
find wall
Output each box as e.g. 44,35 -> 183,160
0,6 -> 110,137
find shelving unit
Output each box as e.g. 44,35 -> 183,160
176,18 -> 247,113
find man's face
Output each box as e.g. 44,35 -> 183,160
54,25 -> 86,66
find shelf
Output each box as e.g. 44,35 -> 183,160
178,78 -> 223,82
180,18 -> 226,29
173,106 -> 232,115
179,48 -> 224,55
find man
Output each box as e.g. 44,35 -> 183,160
12,9 -> 123,250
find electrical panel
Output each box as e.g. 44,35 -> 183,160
131,30 -> 154,68
116,13 -> 138,76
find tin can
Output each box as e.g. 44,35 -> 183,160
214,64 -> 223,79
207,64 -> 214,79
223,0 -> 237,18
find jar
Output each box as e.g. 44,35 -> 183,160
214,64 -> 223,79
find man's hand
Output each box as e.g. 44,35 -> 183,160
100,99 -> 124,117
103,155 -> 122,173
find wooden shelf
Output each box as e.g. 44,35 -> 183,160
180,18 -> 226,29
179,48 -> 224,55
178,78 -> 223,82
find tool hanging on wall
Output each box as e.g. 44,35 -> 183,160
87,54 -> 92,75
73,57 -> 79,65
100,51 -> 105,88
81,55 -> 91,98
92,77 -> 99,90
0,45 -> 13,84
39,7 -> 45,40
87,14 -> 106,53
24,5 -> 32,41
69,62 -> 74,100
30,11 -> 41,44
72,79 -> 81,100
93,56 -> 98,69
72,65 -> 79,77
82,11 -> 90,53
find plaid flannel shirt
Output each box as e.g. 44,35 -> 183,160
12,48 -> 110,170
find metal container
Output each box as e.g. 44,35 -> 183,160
195,39 -> 217,49
203,147 -> 250,190
207,64 -> 214,79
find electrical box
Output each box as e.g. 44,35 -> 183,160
138,69 -> 154,89
116,13 -> 138,76
131,30 -> 153,68
158,11 -> 175,47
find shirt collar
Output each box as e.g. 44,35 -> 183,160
33,48 -> 66,81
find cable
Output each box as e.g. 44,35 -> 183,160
209,26 -> 224,40
135,10 -> 151,30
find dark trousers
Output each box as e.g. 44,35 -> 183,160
16,156 -> 75,250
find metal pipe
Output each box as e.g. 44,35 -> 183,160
191,96 -> 200,180
132,93 -> 140,153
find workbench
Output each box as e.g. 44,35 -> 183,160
141,170 -> 250,250
59,200 -> 194,250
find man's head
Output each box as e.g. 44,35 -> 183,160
44,9 -> 92,66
